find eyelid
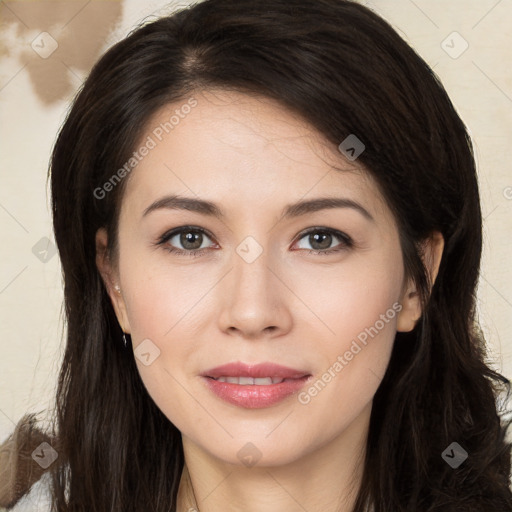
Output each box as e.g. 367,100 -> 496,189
292,226 -> 353,248
155,225 -> 216,249
155,225 -> 353,255
289,228 -> 354,257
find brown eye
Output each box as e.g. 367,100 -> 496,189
308,232 -> 334,250
294,228 -> 353,255
178,230 -> 205,250
156,226 -> 216,256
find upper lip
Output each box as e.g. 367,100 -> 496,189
201,362 -> 310,380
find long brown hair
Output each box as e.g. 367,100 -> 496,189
47,0 -> 512,510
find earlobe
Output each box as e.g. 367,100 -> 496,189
396,230 -> 444,333
96,228 -> 112,291
423,230 -> 444,290
95,227 -> 131,334
396,286 -> 421,333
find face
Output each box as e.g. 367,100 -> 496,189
96,89 -> 422,468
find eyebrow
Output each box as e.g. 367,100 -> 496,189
142,194 -> 374,222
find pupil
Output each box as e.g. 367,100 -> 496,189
182,232 -> 201,250
312,232 -> 331,250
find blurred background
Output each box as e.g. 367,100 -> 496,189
1,0 -> 511,446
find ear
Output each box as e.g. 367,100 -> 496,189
95,227 -> 131,334
396,231 -> 444,332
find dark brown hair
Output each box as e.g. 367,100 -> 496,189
46,0 -> 512,510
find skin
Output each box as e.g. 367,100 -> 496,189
96,89 -> 444,512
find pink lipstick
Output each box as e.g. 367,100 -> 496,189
200,362 -> 312,409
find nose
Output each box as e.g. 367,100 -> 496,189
217,242 -> 292,340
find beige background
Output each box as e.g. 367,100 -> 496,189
1,0 -> 511,446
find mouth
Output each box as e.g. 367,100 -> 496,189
201,361 -> 310,381
200,362 -> 312,408
204,376 -> 302,385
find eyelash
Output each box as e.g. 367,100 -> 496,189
154,225 -> 354,258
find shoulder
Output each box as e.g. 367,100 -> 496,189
0,414 -> 56,511
6,472 -> 52,512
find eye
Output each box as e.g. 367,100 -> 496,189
154,225 -> 353,258
155,226 -> 217,257
293,227 -> 353,255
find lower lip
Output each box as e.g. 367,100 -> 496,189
202,376 -> 311,409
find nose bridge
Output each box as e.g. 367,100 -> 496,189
218,232 -> 290,336
231,234 -> 274,304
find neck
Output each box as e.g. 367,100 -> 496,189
177,464 -> 199,511
176,402 -> 371,512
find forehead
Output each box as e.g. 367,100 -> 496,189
121,89 -> 388,221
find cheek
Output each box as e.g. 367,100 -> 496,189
292,254 -> 402,411
121,234 -> 403,417
118,255 -> 213,403
120,248 -> 210,341
122,239 -> 404,370
291,249 -> 403,350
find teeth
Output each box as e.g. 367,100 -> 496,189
213,376 -> 287,385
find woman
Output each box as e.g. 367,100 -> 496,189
2,0 -> 511,510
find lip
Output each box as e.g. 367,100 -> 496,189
201,361 -> 310,380
200,361 -> 312,409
